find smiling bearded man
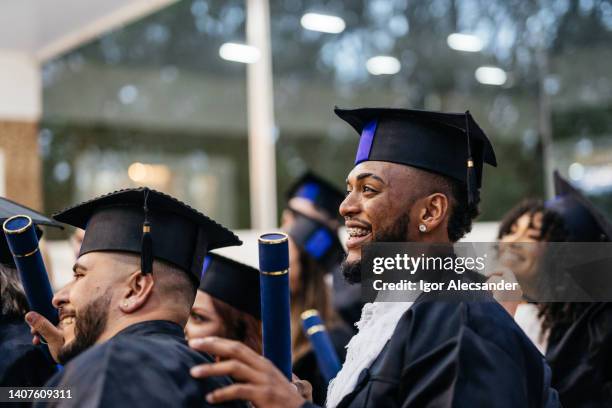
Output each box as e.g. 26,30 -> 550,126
188,107 -> 560,408
26,188 -> 249,408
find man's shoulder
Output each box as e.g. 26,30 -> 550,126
68,329 -> 212,373
408,299 -> 525,335
398,300 -> 542,361
51,331 -> 234,407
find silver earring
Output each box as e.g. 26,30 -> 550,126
419,224 -> 427,232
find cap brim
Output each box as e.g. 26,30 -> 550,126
0,197 -> 63,229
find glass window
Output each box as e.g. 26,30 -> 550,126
41,0 -> 250,237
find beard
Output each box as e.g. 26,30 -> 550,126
342,210 -> 412,284
57,290 -> 111,364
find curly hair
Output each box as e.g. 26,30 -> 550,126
496,198 -> 595,336
445,178 -> 480,242
498,198 -> 570,242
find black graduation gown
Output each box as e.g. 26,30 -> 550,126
301,294 -> 559,408
332,267 -> 363,332
293,323 -> 353,405
36,320 -> 248,408
0,315 -> 57,387
545,302 -> 612,407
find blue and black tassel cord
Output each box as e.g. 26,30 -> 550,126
465,111 -> 478,207
141,188 -> 153,274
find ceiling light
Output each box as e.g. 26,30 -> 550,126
475,66 -> 507,86
300,13 -> 345,34
366,56 -> 401,75
219,43 -> 260,64
447,33 -> 483,52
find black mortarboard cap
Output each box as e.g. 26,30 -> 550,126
199,253 -> 261,319
287,212 -> 345,271
53,188 -> 242,285
286,172 -> 345,222
334,107 -> 497,205
0,197 -> 63,266
546,171 -> 612,242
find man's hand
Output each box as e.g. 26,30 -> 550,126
189,337 -> 306,408
292,374 -> 313,402
25,311 -> 64,363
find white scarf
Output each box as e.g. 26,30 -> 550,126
325,301 -> 413,408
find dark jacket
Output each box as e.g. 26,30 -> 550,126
37,320 -> 248,408
0,315 -> 56,387
546,302 -> 612,407
302,295 -> 559,407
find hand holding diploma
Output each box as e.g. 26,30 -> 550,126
189,337 -> 308,408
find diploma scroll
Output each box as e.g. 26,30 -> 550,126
301,309 -> 341,382
258,232 -> 292,380
3,215 -> 58,325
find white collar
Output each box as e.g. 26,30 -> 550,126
326,301 -> 413,408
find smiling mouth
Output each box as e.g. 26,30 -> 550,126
346,227 -> 372,249
500,249 -> 526,264
59,315 -> 76,329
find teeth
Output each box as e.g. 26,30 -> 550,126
348,227 -> 370,237
61,317 -> 75,326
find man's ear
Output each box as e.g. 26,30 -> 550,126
119,271 -> 155,314
417,193 -> 449,233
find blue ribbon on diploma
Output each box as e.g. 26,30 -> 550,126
258,232 -> 292,380
301,309 -> 341,382
3,215 -> 58,326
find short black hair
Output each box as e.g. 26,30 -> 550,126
415,170 -> 479,243
446,178 -> 480,243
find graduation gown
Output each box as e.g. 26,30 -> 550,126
332,267 -> 363,332
545,302 -> 612,407
37,320 -> 248,408
293,323 -> 353,405
0,315 -> 57,387
302,293 -> 559,408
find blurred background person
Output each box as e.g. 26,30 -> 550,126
185,253 -> 262,353
493,172 -> 612,406
283,172 -> 363,331
493,198 -> 567,351
284,211 -> 352,405
539,172 -> 612,407
0,198 -> 61,387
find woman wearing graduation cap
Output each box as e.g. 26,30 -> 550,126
492,172 -> 612,406
536,172 -> 612,406
283,212 -> 352,405
284,172 -> 363,330
185,254 -> 262,353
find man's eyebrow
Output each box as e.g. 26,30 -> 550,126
347,172 -> 386,184
72,262 -> 86,274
